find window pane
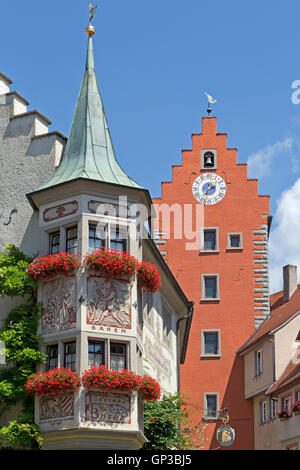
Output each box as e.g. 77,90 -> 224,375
110,344 -> 126,371
64,342 -> 76,371
89,225 -> 105,253
46,345 -> 58,371
204,333 -> 218,354
110,230 -> 126,252
88,342 -> 104,368
66,226 -> 78,255
205,278 -> 217,298
204,231 -> 216,250
49,232 -> 60,254
230,235 -> 240,247
206,395 -> 217,417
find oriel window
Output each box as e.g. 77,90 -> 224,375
88,224 -> 105,253
49,231 -> 60,254
110,343 -> 126,371
66,226 -> 78,255
88,341 -> 105,368
46,344 -> 58,371
64,342 -> 76,371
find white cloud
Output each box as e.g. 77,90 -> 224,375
269,178 -> 300,293
247,138 -> 295,179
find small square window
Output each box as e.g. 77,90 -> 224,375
201,331 -> 221,356
227,233 -> 243,250
204,393 -> 219,419
202,275 -> 219,300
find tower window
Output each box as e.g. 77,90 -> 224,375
202,275 -> 219,300
201,330 -> 221,356
201,228 -> 219,252
227,232 -> 243,250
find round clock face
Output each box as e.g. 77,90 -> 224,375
192,173 -> 226,205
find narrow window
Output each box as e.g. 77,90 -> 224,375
66,226 -> 78,255
270,399 -> 277,419
110,343 -> 126,371
260,400 -> 267,424
46,344 -> 58,371
254,349 -> 263,376
88,224 -> 105,253
88,341 -> 105,368
205,394 -> 218,419
64,342 -> 76,371
49,231 -> 60,254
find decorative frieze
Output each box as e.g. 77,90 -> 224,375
41,277 -> 77,333
39,393 -> 74,424
87,276 -> 132,329
43,200 -> 78,222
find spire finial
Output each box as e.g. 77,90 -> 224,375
85,3 -> 97,36
204,92 -> 217,116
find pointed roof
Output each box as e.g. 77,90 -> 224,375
35,34 -> 142,192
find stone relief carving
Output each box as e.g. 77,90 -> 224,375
85,392 -> 131,424
87,277 -> 131,329
42,277 -> 76,333
39,393 -> 74,421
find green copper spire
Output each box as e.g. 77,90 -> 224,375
36,33 -> 142,191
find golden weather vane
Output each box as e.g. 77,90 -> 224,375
89,4 -> 98,23
86,3 -> 98,36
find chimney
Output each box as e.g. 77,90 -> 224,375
283,265 -> 297,302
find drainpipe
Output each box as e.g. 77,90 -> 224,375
176,301 -> 194,394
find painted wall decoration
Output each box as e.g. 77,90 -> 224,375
85,392 -> 131,424
87,276 -> 132,329
42,277 -> 76,333
39,393 -> 74,422
144,337 -> 171,384
43,200 -> 78,222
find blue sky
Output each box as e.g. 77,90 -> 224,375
2,0 -> 300,292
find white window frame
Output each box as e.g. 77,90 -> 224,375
270,398 -> 277,420
200,227 -> 219,253
203,393 -> 219,420
227,232 -> 243,250
201,330 -> 221,357
260,399 -> 268,424
201,274 -> 220,301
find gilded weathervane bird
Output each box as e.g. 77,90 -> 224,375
89,3 -> 98,23
204,92 -> 217,115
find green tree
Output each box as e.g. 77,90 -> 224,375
0,245 -> 45,449
143,393 -> 196,450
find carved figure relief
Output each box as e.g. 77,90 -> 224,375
39,393 -> 74,421
85,392 -> 131,424
87,277 -> 131,329
42,277 -> 76,333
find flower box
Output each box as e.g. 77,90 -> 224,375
26,368 -> 81,396
27,252 -> 80,281
137,261 -> 161,293
84,249 -> 138,278
81,366 -> 161,401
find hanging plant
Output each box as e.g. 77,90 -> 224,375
137,261 -> 161,293
84,248 -> 139,278
81,365 -> 161,401
27,252 -> 80,281
25,368 -> 81,396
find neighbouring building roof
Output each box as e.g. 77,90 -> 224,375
33,34 -> 142,193
267,358 -> 300,396
237,285 -> 300,355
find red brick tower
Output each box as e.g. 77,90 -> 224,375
153,117 -> 271,449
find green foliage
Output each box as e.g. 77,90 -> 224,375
0,245 -> 44,449
143,393 -> 193,450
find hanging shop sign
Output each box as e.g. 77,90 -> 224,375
216,425 -> 235,447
